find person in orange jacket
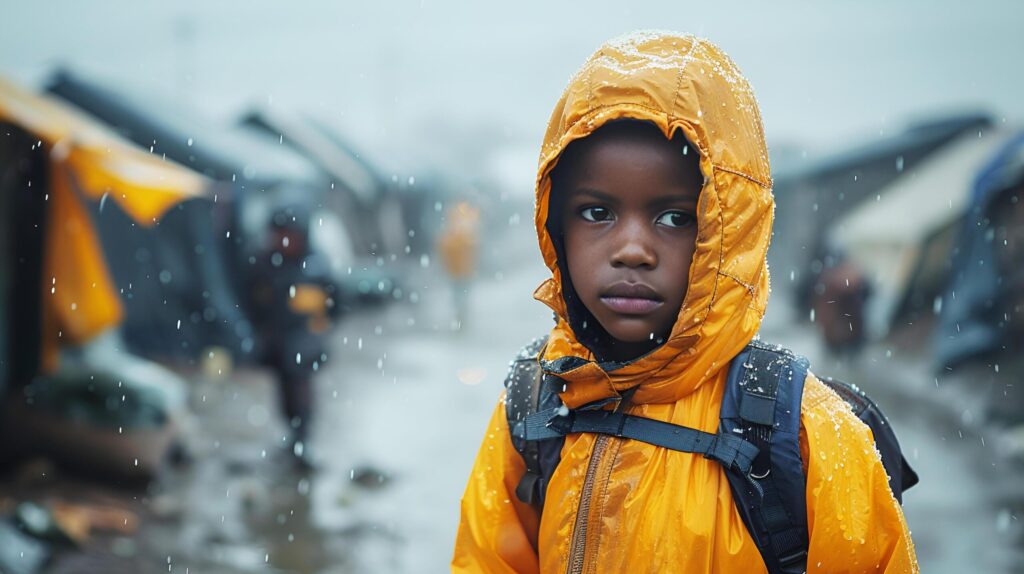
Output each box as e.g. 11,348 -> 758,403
452,32 -> 918,573
437,201 -> 481,330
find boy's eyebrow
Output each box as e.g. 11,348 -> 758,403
648,192 -> 699,209
567,187 -> 619,203
567,188 -> 698,206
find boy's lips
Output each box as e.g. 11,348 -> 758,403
599,282 -> 664,315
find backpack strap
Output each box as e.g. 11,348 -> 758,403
506,337 -> 915,573
514,405 -> 760,474
504,336 -> 563,508
505,335 -> 765,508
506,337 -> 811,573
720,340 -> 810,574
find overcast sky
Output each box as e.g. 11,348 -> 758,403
3,0 -> 1022,192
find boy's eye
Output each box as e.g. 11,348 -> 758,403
656,210 -> 695,228
580,206 -> 613,222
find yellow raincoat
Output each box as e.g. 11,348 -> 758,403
453,32 -> 918,573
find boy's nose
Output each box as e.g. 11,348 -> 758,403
610,224 -> 657,269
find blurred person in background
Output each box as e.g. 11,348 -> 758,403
436,201 -> 480,331
811,256 -> 871,354
251,205 -> 331,466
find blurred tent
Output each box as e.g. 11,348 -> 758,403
769,113 -> 993,310
15,71 -> 253,362
241,111 -> 447,262
934,132 -> 1024,370
0,77 -> 210,371
48,70 -> 355,264
241,109 -> 407,257
46,70 -> 397,312
825,126 -> 1017,343
0,77 -> 213,478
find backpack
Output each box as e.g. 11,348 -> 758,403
505,337 -> 919,574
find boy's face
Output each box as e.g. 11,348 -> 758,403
555,127 -> 702,356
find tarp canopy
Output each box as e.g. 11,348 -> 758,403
47,70 -> 321,188
0,78 -> 211,369
47,70 -> 329,265
828,127 -> 1016,337
0,78 -> 207,224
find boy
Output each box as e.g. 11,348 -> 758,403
453,32 -> 918,573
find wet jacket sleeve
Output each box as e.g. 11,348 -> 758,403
452,396 -> 541,574
802,375 -> 920,573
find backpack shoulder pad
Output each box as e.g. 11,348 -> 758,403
504,335 -> 549,438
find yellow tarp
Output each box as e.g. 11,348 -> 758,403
0,78 -> 207,224
0,77 -> 210,370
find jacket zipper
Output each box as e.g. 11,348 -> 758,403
565,389 -> 636,574
566,434 -> 610,574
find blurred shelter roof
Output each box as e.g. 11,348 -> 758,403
0,77 -> 208,224
46,69 -> 322,189
240,110 -> 423,257
828,127 -> 1017,339
0,76 -> 213,370
242,110 -> 383,204
767,113 -> 993,307
774,114 -> 994,183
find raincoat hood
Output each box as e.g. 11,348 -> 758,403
532,31 -> 774,407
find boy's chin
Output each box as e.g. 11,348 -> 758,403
601,322 -> 669,346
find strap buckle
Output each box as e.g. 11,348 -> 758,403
545,408 -> 574,435
515,472 -> 542,505
778,548 -> 808,568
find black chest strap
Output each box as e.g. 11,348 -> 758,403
511,407 -> 760,475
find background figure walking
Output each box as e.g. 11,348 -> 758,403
437,201 -> 480,332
